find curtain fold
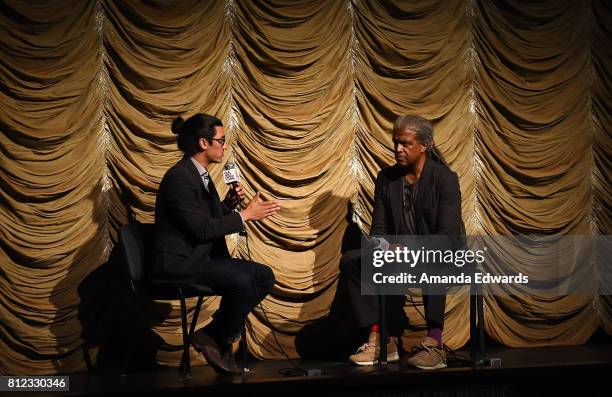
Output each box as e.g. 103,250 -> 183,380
1,0 -> 104,374
473,0 -> 597,346
229,0 -> 355,359
592,0 -> 611,335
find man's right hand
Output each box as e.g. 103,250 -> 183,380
240,192 -> 280,222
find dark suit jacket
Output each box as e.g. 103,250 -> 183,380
153,156 -> 244,280
371,157 -> 464,239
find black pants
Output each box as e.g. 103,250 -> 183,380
339,249 -> 446,336
195,257 -> 275,343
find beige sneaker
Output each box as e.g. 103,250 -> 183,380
404,336 -> 446,369
349,332 -> 399,365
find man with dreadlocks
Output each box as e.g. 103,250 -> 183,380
340,115 -> 465,369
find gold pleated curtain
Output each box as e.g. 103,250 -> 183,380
0,0 -> 610,374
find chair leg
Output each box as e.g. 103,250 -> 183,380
379,295 -> 388,365
241,322 -> 249,372
470,281 -> 488,366
476,285 -> 486,359
470,284 -> 478,364
178,289 -> 192,379
189,296 -> 204,336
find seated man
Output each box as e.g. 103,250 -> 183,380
153,113 -> 280,375
340,115 -> 465,369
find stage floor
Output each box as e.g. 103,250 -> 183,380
23,339 -> 612,397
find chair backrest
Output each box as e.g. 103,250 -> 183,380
119,223 -> 156,287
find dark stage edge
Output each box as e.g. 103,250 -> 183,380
22,341 -> 612,397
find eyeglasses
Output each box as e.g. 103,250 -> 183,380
210,138 -> 226,145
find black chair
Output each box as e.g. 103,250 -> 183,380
119,222 -> 248,378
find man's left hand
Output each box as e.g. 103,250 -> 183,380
224,182 -> 246,209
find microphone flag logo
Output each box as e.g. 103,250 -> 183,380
223,161 -> 240,185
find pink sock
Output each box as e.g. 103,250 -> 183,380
427,328 -> 442,347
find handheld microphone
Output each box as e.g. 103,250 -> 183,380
223,161 -> 240,188
223,161 -> 247,236
364,235 -> 390,251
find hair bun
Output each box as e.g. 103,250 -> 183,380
171,117 -> 185,135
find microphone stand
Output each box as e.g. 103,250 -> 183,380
229,180 -> 249,371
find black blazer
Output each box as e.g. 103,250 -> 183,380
370,157 -> 464,239
153,157 -> 244,280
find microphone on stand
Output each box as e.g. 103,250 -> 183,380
223,161 -> 247,236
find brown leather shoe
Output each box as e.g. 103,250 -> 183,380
404,336 -> 446,370
191,329 -> 241,375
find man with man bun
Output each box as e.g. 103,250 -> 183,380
154,113 -> 280,375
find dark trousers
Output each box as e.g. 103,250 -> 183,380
195,257 -> 275,343
339,249 -> 446,336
